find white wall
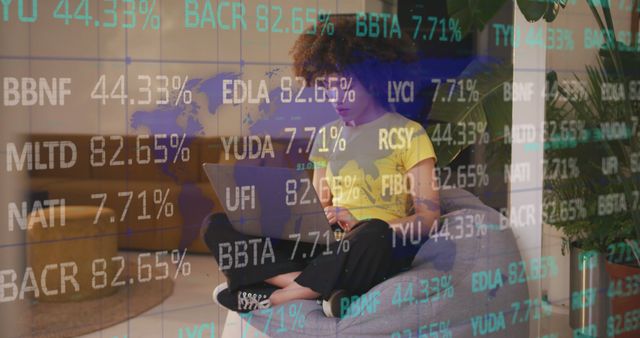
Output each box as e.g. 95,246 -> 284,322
0,27 -> 29,336
1,0 -> 367,136
511,8 -> 547,337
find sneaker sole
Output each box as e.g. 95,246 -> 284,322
322,290 -> 349,318
322,298 -> 334,317
212,282 -> 229,306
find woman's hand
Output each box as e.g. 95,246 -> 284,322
324,206 -> 359,232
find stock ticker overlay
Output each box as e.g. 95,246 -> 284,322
1,1 -> 640,338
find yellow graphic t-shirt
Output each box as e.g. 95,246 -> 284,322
309,113 -> 437,223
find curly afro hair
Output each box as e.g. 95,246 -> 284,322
290,14 -> 420,111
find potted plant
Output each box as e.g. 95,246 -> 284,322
431,0 -> 640,337
545,34 -> 640,338
545,52 -> 639,336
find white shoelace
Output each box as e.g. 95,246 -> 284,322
237,291 -> 271,311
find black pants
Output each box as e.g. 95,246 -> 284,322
203,212 -> 425,300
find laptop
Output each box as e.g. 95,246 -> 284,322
202,163 -> 339,244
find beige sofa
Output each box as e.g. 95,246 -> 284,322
26,134 -> 305,254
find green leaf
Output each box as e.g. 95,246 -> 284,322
450,0 -> 567,35
426,63 -> 513,167
517,0 -> 549,22
447,0 -> 508,37
545,45 -> 640,252
543,2 -> 561,22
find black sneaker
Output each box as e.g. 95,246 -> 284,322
212,282 -> 276,313
322,289 -> 351,318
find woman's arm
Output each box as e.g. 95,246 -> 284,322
313,167 -> 332,209
387,157 -> 441,238
313,167 -> 359,231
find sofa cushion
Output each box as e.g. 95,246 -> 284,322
245,188 -> 530,337
45,179 -> 182,250
27,134 -> 92,179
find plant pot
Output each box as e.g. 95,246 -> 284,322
543,223 -> 570,308
569,245 -> 610,338
604,261 -> 640,338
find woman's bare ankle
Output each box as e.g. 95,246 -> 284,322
265,271 -> 302,288
269,289 -> 286,305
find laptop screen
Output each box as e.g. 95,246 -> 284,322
203,163 -> 334,244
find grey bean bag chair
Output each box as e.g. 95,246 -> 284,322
244,188 -> 530,337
